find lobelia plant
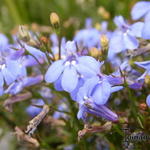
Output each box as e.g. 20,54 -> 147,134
1,1 -> 150,149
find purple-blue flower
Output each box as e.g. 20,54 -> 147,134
131,1 -> 150,39
108,16 -> 143,59
26,99 -> 45,117
75,73 -> 123,121
45,41 -> 100,92
74,18 -> 100,49
5,75 -> 43,95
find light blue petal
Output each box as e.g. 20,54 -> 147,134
77,56 -> 101,73
108,31 -> 126,59
61,66 -> 78,92
54,76 -> 63,91
142,21 -> 150,39
130,22 -> 144,37
0,72 -> 4,87
146,95 -> 150,107
111,86 -> 123,93
70,78 -> 84,101
6,59 -> 21,77
25,44 -> 46,61
145,11 -> 150,22
65,41 -> 76,54
114,16 -> 126,28
77,76 -> 99,102
2,68 -> 16,85
92,79 -> 111,105
134,61 -> 150,70
45,60 -> 64,83
77,105 -> 87,121
23,75 -> 43,87
131,1 -> 150,20
5,82 -> 23,95
76,63 -> 97,78
0,33 -> 8,51
123,33 -> 139,50
0,87 -> 3,96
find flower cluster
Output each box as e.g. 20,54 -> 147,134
1,1 -> 150,126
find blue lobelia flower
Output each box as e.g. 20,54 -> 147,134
75,74 -> 123,121
108,16 -> 143,59
26,99 -> 45,117
50,33 -> 66,58
131,1 -> 150,39
45,41 -> 101,92
74,18 -> 100,49
0,43 -> 27,95
5,75 -> 43,95
112,60 -> 143,90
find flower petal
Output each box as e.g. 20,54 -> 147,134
130,22 -> 144,37
61,66 -> 78,92
123,33 -> 139,50
131,1 -> 150,20
108,31 -> 126,59
0,72 -> 4,87
45,60 -> 64,83
142,21 -> 150,39
2,68 -> 16,85
77,56 -> 101,73
92,79 -> 111,105
114,16 -> 126,28
146,94 -> 150,107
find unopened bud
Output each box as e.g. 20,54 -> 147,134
145,75 -> 150,85
100,34 -> 109,49
18,25 -> 30,42
50,12 -> 60,28
89,47 -> 101,57
94,23 -> 101,30
98,7 -> 110,19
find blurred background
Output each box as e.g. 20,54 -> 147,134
0,0 -> 140,37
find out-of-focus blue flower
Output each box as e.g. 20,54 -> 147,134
5,75 -> 43,95
26,99 -> 45,117
53,100 -> 68,119
0,50 -> 26,95
45,41 -> 101,92
0,33 -> 9,51
112,60 -> 143,90
24,44 -> 47,64
50,33 -> 66,58
108,16 -> 143,59
131,1 -> 150,39
146,94 -> 150,107
74,18 -> 100,49
131,1 -> 150,20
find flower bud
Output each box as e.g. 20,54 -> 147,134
18,25 -> 30,42
100,34 -> 109,50
50,12 -> 60,29
89,47 -> 101,57
145,75 -> 150,85
97,7 -> 110,19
